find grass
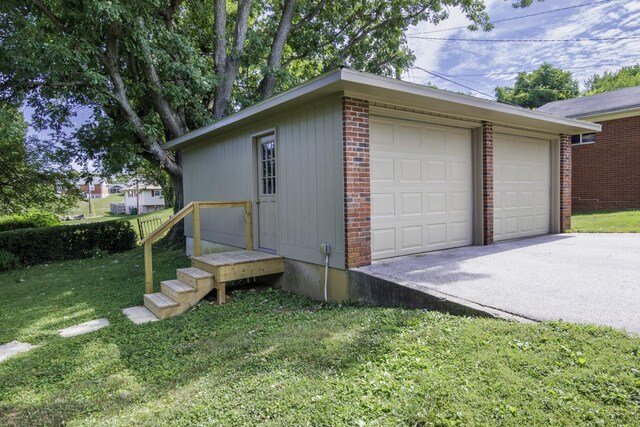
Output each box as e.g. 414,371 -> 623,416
570,210 -> 640,233
1,249 -> 639,426
69,193 -> 126,218
67,193 -> 172,224
62,193 -> 173,239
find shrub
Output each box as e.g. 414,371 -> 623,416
0,250 -> 20,272
0,211 -> 61,232
0,221 -> 137,266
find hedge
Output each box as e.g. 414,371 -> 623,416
0,211 -> 61,233
0,221 -> 137,266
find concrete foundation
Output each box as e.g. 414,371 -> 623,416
271,258 -> 350,303
348,269 -> 532,322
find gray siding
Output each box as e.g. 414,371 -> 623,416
182,95 -> 346,269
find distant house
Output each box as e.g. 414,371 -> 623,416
123,185 -> 165,214
539,86 -> 640,212
108,183 -> 125,194
79,178 -> 109,199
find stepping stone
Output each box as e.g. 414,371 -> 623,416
0,341 -> 35,362
59,318 -> 110,337
122,306 -> 159,324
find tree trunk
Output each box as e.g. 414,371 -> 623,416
257,0 -> 296,100
164,158 -> 185,249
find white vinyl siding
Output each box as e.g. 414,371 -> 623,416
370,116 -> 474,260
494,134 -> 551,241
182,96 -> 345,269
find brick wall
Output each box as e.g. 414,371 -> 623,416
572,115 -> 640,211
560,134 -> 572,231
343,97 -> 371,268
482,122 -> 494,245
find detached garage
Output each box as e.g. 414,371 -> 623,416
164,68 -> 600,301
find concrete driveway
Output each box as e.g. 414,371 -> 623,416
360,234 -> 640,334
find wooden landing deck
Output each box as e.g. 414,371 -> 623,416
191,250 -> 284,282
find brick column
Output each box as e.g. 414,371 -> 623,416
343,97 -> 371,268
482,121 -> 494,245
560,134 -> 572,231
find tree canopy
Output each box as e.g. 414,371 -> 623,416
584,64 -> 640,95
0,103 -> 79,214
495,63 -> 579,109
1,0 -> 536,221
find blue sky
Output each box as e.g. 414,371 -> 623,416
404,0 -> 640,98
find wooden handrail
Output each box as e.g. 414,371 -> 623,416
142,200 -> 253,294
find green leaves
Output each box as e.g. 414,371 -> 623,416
585,64 -> 640,95
0,103 -> 80,214
495,62 -> 580,109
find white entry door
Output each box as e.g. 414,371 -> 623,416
370,117 -> 474,260
494,134 -> 551,241
257,134 -> 277,252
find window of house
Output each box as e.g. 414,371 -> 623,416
571,133 -> 596,145
153,190 -> 162,198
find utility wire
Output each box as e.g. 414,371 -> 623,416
444,63 -> 638,77
408,35 -> 640,42
411,66 -> 497,100
408,0 -> 616,35
410,67 -> 579,97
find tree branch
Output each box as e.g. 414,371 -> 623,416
28,0 -> 66,32
160,0 -> 184,29
213,0 -> 254,119
257,0 -> 296,100
324,5 -> 431,71
291,0 -> 327,31
135,16 -> 188,139
98,24 -> 181,178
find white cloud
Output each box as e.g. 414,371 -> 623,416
404,0 -> 640,96
624,0 -> 640,12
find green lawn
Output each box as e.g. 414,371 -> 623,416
570,210 -> 640,233
68,193 -> 126,218
1,249 -> 638,426
63,193 -> 173,239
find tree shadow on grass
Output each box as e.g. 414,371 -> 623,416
0,248 -> 189,344
0,290 -> 421,426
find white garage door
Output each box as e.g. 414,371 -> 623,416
494,134 -> 550,241
370,117 -> 474,260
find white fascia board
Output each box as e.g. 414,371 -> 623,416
165,68 -> 600,150
339,68 -> 601,134
570,107 -> 640,123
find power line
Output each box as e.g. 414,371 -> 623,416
410,68 -> 579,96
408,35 -> 640,42
411,66 -> 497,100
408,0 -> 616,35
439,63 -> 639,77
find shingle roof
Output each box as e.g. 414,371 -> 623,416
538,86 -> 640,118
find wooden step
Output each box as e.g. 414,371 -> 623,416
176,267 -> 214,289
143,293 -> 181,319
161,279 -> 195,302
192,251 -> 284,282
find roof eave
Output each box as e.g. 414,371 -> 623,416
165,68 -> 600,150
568,106 -> 640,122
163,69 -> 345,150
339,69 -> 600,134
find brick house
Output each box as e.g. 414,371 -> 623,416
539,86 -> 640,212
79,178 -> 109,199
163,68 -> 598,301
